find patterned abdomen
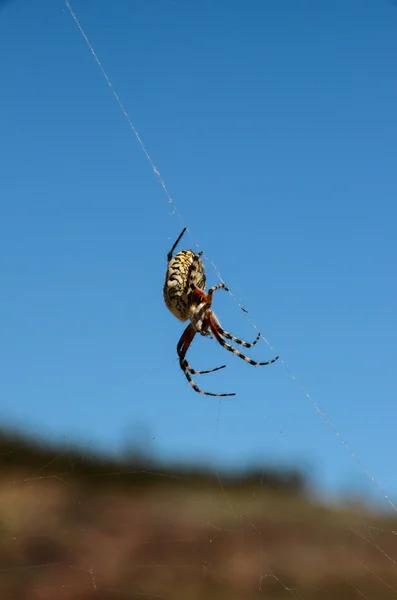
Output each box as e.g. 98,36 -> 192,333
163,250 -> 206,321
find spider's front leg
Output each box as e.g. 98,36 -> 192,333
208,312 -> 279,367
177,324 -> 235,397
177,324 -> 226,375
189,283 -> 229,308
207,283 -> 229,296
167,227 -> 187,262
217,328 -> 261,349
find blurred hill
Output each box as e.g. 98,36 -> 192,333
0,427 -> 396,599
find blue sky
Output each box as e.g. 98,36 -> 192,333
0,0 -> 396,504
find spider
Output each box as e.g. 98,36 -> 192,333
163,228 -> 279,397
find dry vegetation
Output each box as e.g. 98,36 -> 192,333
0,428 -> 396,600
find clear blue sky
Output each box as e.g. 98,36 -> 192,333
0,0 -> 396,504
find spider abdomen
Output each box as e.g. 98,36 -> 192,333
163,249 -> 206,321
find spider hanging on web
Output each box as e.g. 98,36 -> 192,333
163,228 -> 279,397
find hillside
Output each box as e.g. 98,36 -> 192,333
0,428 -> 396,599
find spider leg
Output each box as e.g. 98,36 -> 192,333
209,312 -> 279,366
206,283 -> 260,347
206,283 -> 229,308
184,362 -> 226,375
207,283 -> 229,296
189,284 -> 207,300
178,331 -> 226,374
189,282 -> 229,305
177,324 -> 226,374
207,285 -> 260,347
177,324 -> 235,397
167,227 -> 187,262
215,328 -> 261,349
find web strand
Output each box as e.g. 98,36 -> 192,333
64,0 -> 396,513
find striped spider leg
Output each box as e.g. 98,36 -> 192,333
177,321 -> 233,397
208,311 -> 279,367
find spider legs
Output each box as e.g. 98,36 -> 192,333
209,312 -> 279,367
177,324 -> 235,397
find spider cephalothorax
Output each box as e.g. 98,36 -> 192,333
163,228 -> 279,396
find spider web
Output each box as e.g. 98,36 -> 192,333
0,1 -> 396,599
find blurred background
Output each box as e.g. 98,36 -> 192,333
0,0 -> 396,598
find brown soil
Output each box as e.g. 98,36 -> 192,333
0,429 -> 396,599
